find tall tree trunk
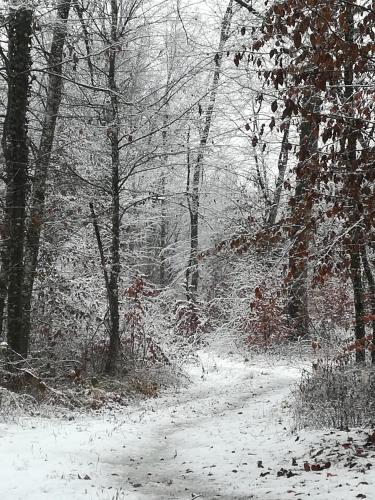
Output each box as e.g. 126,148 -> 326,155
287,99 -> 318,337
159,82 -> 171,287
0,229 -> 9,337
159,174 -> 167,287
267,121 -> 290,227
23,0 -> 72,349
361,246 -> 375,363
350,234 -> 365,362
2,5 -> 33,356
105,0 -> 121,374
186,0 -> 233,303
343,2 -> 365,362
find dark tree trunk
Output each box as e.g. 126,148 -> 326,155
267,121 -> 290,227
351,236 -> 365,362
105,0 -> 121,374
2,6 -> 33,356
159,175 -> 167,287
23,0 -> 71,349
343,4 -> 365,362
90,201 -> 119,369
0,236 -> 9,337
360,246 -> 375,362
159,94 -> 170,287
186,0 -> 233,303
287,100 -> 318,337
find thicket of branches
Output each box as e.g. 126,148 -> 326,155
0,0 -> 373,409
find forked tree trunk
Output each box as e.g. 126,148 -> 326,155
2,5 -> 33,356
23,0 -> 72,349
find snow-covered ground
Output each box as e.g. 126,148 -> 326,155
0,351 -> 374,499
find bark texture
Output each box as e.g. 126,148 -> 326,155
361,246 -> 375,363
23,0 -> 72,350
267,121 -> 290,227
2,6 -> 33,356
287,99 -> 318,337
343,4 -> 365,362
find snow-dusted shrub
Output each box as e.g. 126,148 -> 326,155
309,277 -> 353,340
122,276 -> 170,365
201,242 -> 294,348
173,299 -> 209,339
294,360 -> 375,429
244,287 -> 292,347
30,269 -> 181,379
0,387 -> 37,419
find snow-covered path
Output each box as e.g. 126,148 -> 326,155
0,352 -> 374,499
115,353 -> 301,500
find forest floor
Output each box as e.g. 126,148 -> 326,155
0,349 -> 374,499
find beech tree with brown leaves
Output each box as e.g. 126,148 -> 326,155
246,0 -> 375,359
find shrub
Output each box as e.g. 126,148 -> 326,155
245,288 -> 292,347
294,359 -> 375,429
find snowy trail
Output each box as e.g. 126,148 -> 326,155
113,353 -> 300,500
1,352 -> 374,499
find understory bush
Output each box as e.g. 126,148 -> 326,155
0,387 -> 38,420
0,351 -> 185,416
294,360 -> 375,429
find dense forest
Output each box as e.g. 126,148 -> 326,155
2,1 -> 375,498
0,0 -> 374,391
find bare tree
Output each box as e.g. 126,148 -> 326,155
186,0 -> 233,303
22,0 -> 72,350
